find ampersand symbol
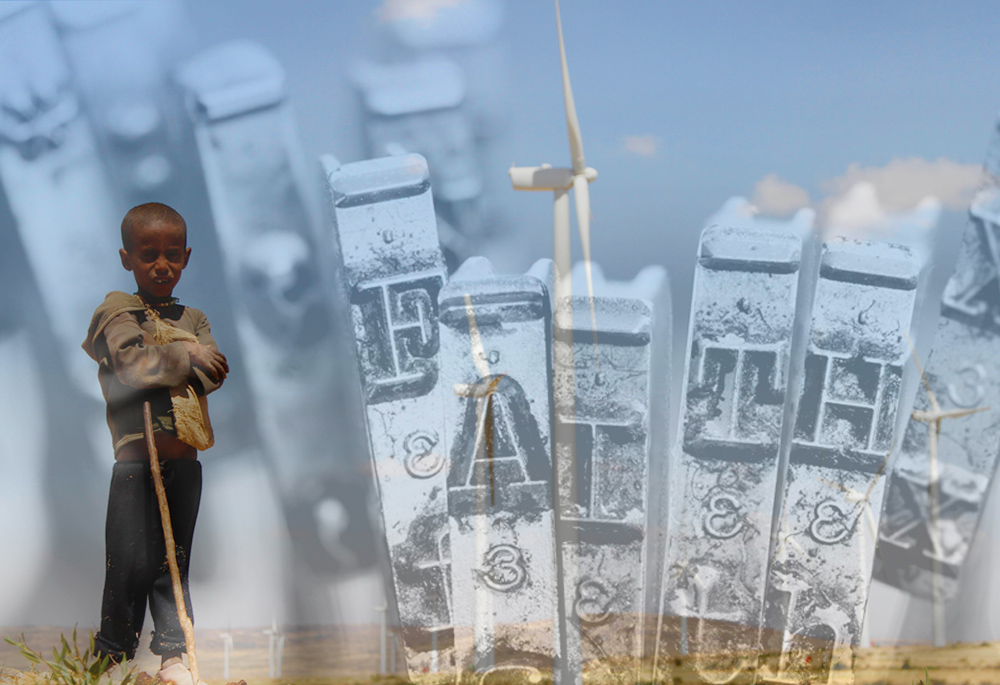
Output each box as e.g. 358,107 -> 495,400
703,493 -> 744,539
403,430 -> 444,479
573,578 -> 613,625
482,544 -> 527,592
809,500 -> 853,544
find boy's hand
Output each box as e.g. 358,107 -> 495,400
183,342 -> 229,382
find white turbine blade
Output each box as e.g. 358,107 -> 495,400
554,187 -> 572,283
464,294 -> 492,380
555,0 -> 585,175
573,174 -> 600,359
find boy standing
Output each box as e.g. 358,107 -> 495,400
82,203 -> 228,685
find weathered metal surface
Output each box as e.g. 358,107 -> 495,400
49,0 -> 190,205
353,57 -> 480,205
440,257 -> 560,684
352,56 -> 483,260
381,0 -> 509,139
0,327 -> 48,624
0,1 -> 122,399
325,153 -> 452,676
876,187 -> 1000,600
761,239 -> 920,684
554,264 -> 670,685
175,43 -> 376,588
654,218 -> 809,684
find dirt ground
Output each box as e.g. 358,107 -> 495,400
4,626 -> 1000,684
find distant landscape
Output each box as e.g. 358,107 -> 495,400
4,625 -> 1000,684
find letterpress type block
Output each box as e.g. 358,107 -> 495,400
325,153 -> 451,676
352,56 -> 484,252
50,0 -> 191,204
761,239 -> 920,683
554,263 -> 670,685
654,221 -> 808,684
441,257 -> 560,683
0,1 -> 122,398
176,43 -> 376,581
876,187 -> 1000,601
0,326 -> 48,624
382,0 -> 509,139
353,57 -> 480,204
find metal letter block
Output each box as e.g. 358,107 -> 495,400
760,239 -> 920,683
654,218 -> 810,684
440,257 -> 560,683
49,0 -> 192,205
381,0 -> 509,139
0,324 -> 48,624
325,153 -> 452,676
876,187 -> 1000,601
352,57 -> 484,255
554,263 -> 671,685
175,43 -> 376,588
0,1 -> 123,398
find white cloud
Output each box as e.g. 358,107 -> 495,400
749,157 -> 981,249
824,181 -> 942,253
751,173 -> 811,216
378,0 -> 467,22
821,157 -> 982,212
622,134 -> 660,158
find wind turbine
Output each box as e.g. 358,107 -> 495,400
905,337 -> 988,647
509,0 -> 599,355
508,5 -> 598,683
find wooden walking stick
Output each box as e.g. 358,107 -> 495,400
143,401 -> 200,684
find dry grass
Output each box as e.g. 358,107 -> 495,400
4,627 -> 1000,685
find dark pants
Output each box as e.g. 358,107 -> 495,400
93,460 -> 202,663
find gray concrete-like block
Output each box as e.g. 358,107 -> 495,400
654,216 -> 810,684
440,256 -> 560,684
761,239 -> 920,683
51,0 -> 190,204
326,153 -> 451,676
177,43 -> 375,588
353,57 -> 481,205
0,2 -> 121,399
876,187 -> 1000,601
554,263 -> 671,685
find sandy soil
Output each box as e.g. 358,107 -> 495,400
4,626 -> 1000,684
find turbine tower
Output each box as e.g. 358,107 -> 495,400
509,0 -> 598,345
508,4 -> 598,682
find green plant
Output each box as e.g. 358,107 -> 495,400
3,628 -> 137,685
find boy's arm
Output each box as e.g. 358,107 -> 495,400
104,312 -> 191,388
190,310 -> 225,395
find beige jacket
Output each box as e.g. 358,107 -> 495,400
83,291 -> 222,456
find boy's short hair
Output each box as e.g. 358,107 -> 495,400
121,202 -> 187,251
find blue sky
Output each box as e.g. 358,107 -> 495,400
4,0 -> 998,631
187,0 -> 1000,287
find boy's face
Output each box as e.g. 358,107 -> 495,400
119,220 -> 191,299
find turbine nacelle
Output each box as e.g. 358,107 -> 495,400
508,164 -> 597,191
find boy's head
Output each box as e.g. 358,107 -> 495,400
119,203 -> 191,300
